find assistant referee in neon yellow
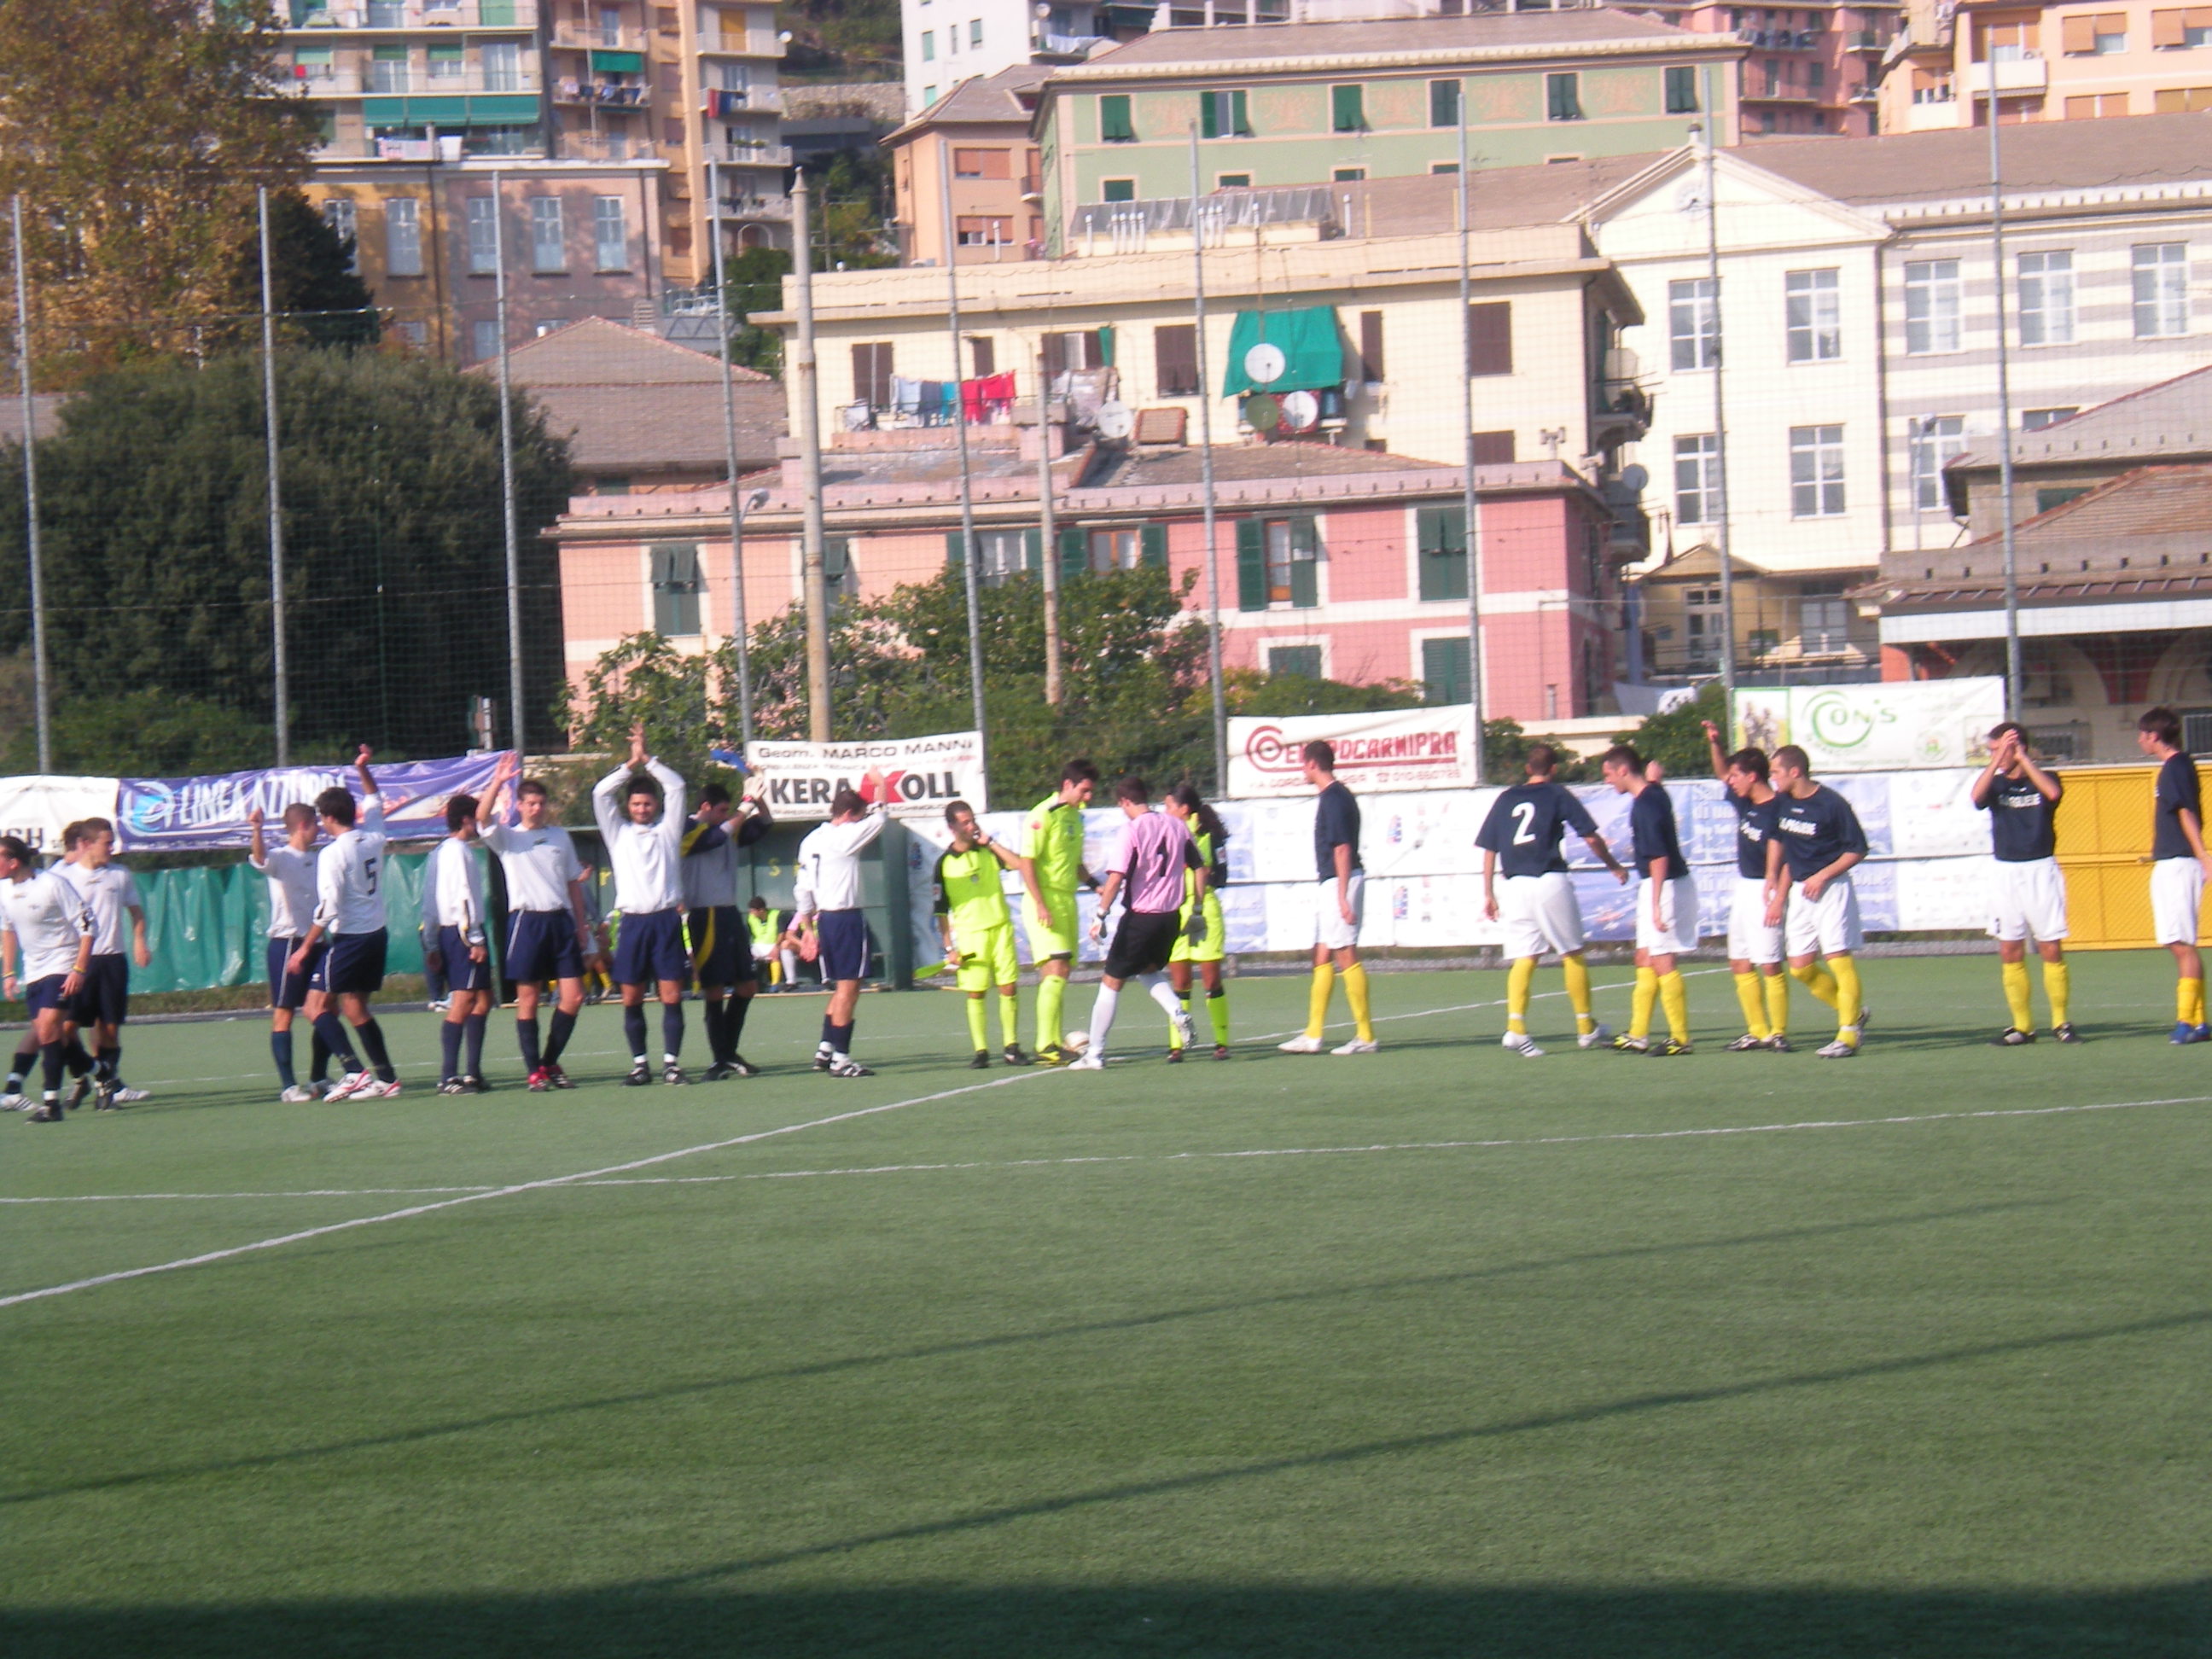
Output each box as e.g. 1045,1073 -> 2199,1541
936,800 -> 1045,1068
1021,758 -> 1099,1064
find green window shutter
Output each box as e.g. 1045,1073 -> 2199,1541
1429,79 -> 1459,127
1058,527 -> 1087,582
1236,520 -> 1267,611
1102,178 -> 1135,203
1547,73 -> 1581,121
1100,93 -> 1133,141
1665,65 -> 1699,114
946,531 -> 964,568
1200,90 -> 1220,139
428,42 -> 463,61
1097,325 -> 1115,366
1289,517 -> 1318,608
478,0 -> 515,21
1140,523 -> 1167,568
1416,506 -> 1468,602
1231,90 -> 1251,135
1422,637 -> 1470,707
1024,527 -> 1043,572
373,44 -> 408,60
1331,84 -> 1364,131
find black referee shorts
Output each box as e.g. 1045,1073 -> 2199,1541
1103,911 -> 1183,981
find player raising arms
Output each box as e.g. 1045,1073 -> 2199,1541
1478,744 -> 1627,1057
1022,759 -> 1099,1065
297,747 -> 403,1099
478,754 -> 594,1091
1704,721 -> 1792,1051
1767,745 -> 1871,1060
794,779 -> 889,1078
0,837 -> 93,1122
249,802 -> 332,1101
682,781 -> 775,1080
1162,783 -> 1233,1062
2133,707 -> 2212,1042
1068,776 -> 1202,1070
1604,746 -> 1696,1056
421,794 -> 492,1094
934,799 -> 1041,1068
1974,722 -> 2076,1045
592,723 -> 692,1086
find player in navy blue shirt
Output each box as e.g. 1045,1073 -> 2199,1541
2135,706 -> 2212,1041
1603,745 -> 1695,1055
1705,720 -> 1791,1051
1767,745 -> 1869,1058
1971,720 -> 2075,1045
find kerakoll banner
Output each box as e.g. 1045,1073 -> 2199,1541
744,731 -> 986,820
116,753 -> 515,852
1226,706 -> 1477,799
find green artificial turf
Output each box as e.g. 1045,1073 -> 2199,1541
3,956 -> 2208,1657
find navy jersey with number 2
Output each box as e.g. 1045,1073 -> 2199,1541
1476,782 -> 1598,879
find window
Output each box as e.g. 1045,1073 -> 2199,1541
1332,166 -> 1366,183
1665,64 -> 1700,112
597,4 -> 620,44
1430,161 -> 1460,175
1790,424 -> 1845,517
1216,172 -> 1251,189
975,529 -> 1027,587
651,544 -> 702,637
1669,276 -> 1719,370
824,538 -> 859,605
1785,269 -> 1840,362
2035,486 -> 2090,514
1466,301 -> 1511,375
471,318 -> 501,362
482,39 -> 521,90
1983,15 -> 2042,57
322,199 -> 358,271
2154,84 -> 2212,108
396,319 -> 429,351
2064,91 -> 2130,115
1908,415 -> 1964,510
921,30 -> 935,60
1099,92 -> 1132,140
1429,79 -> 1461,126
1416,505 -> 1466,601
853,341 -> 894,408
1086,524 -> 1167,571
969,336 -> 995,377
385,197 -> 422,276
465,197 -> 498,275
527,198 -> 564,273
1235,516 -> 1318,608
1199,89 -> 1251,137
1903,259 -> 1960,353
1546,72 -> 1583,120
1683,585 -> 1724,666
1800,584 -> 1849,652
2022,405 -> 2078,429
1331,83 -> 1365,131
2017,250 -> 2073,345
2060,10 -> 2125,51
593,197 -> 627,271
1154,323 -> 1200,396
970,17 -> 982,46
370,44 -> 409,94
923,86 -> 936,105
2134,243 -> 2190,335
1471,431 -> 1514,464
1358,311 -> 1384,381
1099,180 -> 1135,203
953,148 -> 1010,178
1267,644 -> 1324,680
1674,433 -> 1723,524
428,43 -> 463,80
1421,636 -> 1470,706
956,214 -> 1015,243
2152,6 -> 2212,47
1042,330 -> 1109,373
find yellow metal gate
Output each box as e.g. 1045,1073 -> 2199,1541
2053,763 -> 2207,950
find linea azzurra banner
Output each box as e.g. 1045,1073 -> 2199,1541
116,753 -> 515,852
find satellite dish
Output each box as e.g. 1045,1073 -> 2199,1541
1243,341 -> 1287,386
1094,400 -> 1135,440
1244,393 -> 1282,432
1278,389 -> 1320,433
1619,463 -> 1650,492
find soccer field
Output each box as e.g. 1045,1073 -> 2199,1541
3,954 -> 2208,1658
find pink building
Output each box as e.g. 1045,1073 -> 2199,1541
1639,0 -> 1902,136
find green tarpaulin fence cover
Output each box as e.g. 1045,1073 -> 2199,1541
133,852 -> 431,995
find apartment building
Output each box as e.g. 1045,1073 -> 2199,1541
1877,0 -> 2212,130
885,66 -> 1051,265
1633,1 -> 1901,135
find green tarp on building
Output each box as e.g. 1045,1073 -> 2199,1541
1220,305 -> 1346,397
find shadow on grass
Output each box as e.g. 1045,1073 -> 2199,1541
4,1578 -> 2205,1658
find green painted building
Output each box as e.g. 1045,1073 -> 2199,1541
1038,8 -> 1739,252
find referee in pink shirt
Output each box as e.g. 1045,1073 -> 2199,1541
1068,777 -> 1208,1070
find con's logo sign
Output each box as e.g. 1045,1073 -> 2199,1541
1243,724 -> 1463,774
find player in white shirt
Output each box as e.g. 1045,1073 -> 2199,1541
0,836 -> 95,1121
294,747 -> 403,1100
793,777 -> 888,1077
477,752 -> 594,1091
591,722 -> 692,1086
249,802 -> 332,1102
421,794 -> 492,1093
3,825 -> 96,1109
61,817 -> 153,1109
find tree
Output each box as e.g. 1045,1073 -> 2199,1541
1223,669 -> 1421,718
223,189 -> 379,351
715,245 -> 791,375
1612,680 -> 1727,777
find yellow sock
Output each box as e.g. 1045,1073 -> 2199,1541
1306,963 -> 1336,1039
1037,974 -> 1066,1051
2042,958 -> 2069,1027
1342,963 -> 1375,1042
1563,952 -> 1594,1033
2181,975 -> 2204,1027
2000,960 -> 2034,1033
1506,957 -> 1536,1034
1733,970 -> 1771,1039
1168,994 -> 1189,1049
998,992 -> 1020,1048
1792,961 -> 1840,1008
1659,970 -> 1690,1045
964,995 -> 988,1052
1630,965 -> 1658,1039
1831,955 -> 1863,1039
1762,969 -> 1790,1037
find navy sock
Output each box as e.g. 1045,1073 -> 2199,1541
701,1000 -> 727,1063
661,1002 -> 684,1062
310,1030 -> 332,1082
271,1029 -> 296,1089
819,1015 -> 838,1051
832,1021 -> 855,1057
545,1008 -> 576,1066
358,1018 -> 395,1083
313,1011 -> 359,1073
40,1040 -> 64,1092
440,1021 -> 463,1082
63,1035 -> 92,1077
463,1012 -> 486,1077
96,1044 -> 119,1083
516,1015 -> 542,1072
623,1004 -> 648,1062
725,993 -> 751,1052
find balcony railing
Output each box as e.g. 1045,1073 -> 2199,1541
554,78 -> 647,106
699,33 -> 786,55
1735,26 -> 1821,48
562,132 -> 661,160
712,194 -> 794,221
1845,28 -> 1888,48
341,69 -> 542,94
702,143 -> 794,166
289,3 -> 540,30
701,87 -> 783,114
546,25 -> 644,50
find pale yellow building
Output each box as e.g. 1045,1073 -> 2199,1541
1879,0 -> 2212,130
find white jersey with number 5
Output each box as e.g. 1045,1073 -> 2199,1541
315,793 -> 388,935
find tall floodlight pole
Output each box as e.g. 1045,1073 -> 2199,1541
791,172 -> 832,741
490,171 -> 526,754
9,196 -> 49,774
1700,66 -> 1737,707
1988,50 -> 2023,719
1455,90 -> 1487,784
709,160 -> 758,745
934,141 -> 991,754
1189,127 -> 1228,793
258,188 -> 292,766
1036,341 -> 1063,706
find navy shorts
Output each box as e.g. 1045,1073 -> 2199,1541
313,928 -> 389,998
506,909 -> 584,984
69,955 -> 130,1027
268,937 -> 323,1010
687,905 -> 754,987
435,924 -> 490,993
24,973 -> 70,1016
613,907 -> 688,987
816,908 -> 871,983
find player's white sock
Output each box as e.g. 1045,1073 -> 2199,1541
1087,984 -> 1121,1058
1142,974 -> 1181,1017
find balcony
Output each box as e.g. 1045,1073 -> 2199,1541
289,3 -> 540,30
1971,52 -> 2049,93
712,193 -> 794,222
1845,27 -> 1889,49
1591,346 -> 1651,446
562,131 -> 661,160
354,70 -> 543,95
1735,26 -> 1821,48
554,77 -> 648,106
1033,30 -> 1108,55
546,25 -> 645,50
701,142 -> 794,166
701,86 -> 783,115
698,32 -> 785,55
1906,95 -> 1964,128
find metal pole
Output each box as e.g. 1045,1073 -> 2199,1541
937,139 -> 990,755
1036,340 -> 1062,707
257,189 -> 292,766
9,195 -> 49,773
1988,50 -> 2023,719
1701,66 -> 1737,704
1455,90 -> 1486,785
1189,127 -> 1228,794
791,172 -> 832,742
709,159 -> 756,746
491,171 -> 526,754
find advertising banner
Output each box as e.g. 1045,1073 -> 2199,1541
745,731 -> 986,821
1226,705 -> 1477,799
116,753 -> 514,852
0,775 -> 121,853
1733,678 -> 2004,771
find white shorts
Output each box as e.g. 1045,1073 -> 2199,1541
1785,876 -> 1863,958
2151,856 -> 2205,946
1634,875 -> 1698,957
1497,871 -> 1585,960
1988,857 -> 2069,944
1727,875 -> 1784,966
1315,872 -> 1365,951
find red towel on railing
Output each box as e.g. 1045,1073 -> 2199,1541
960,372 -> 1017,422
